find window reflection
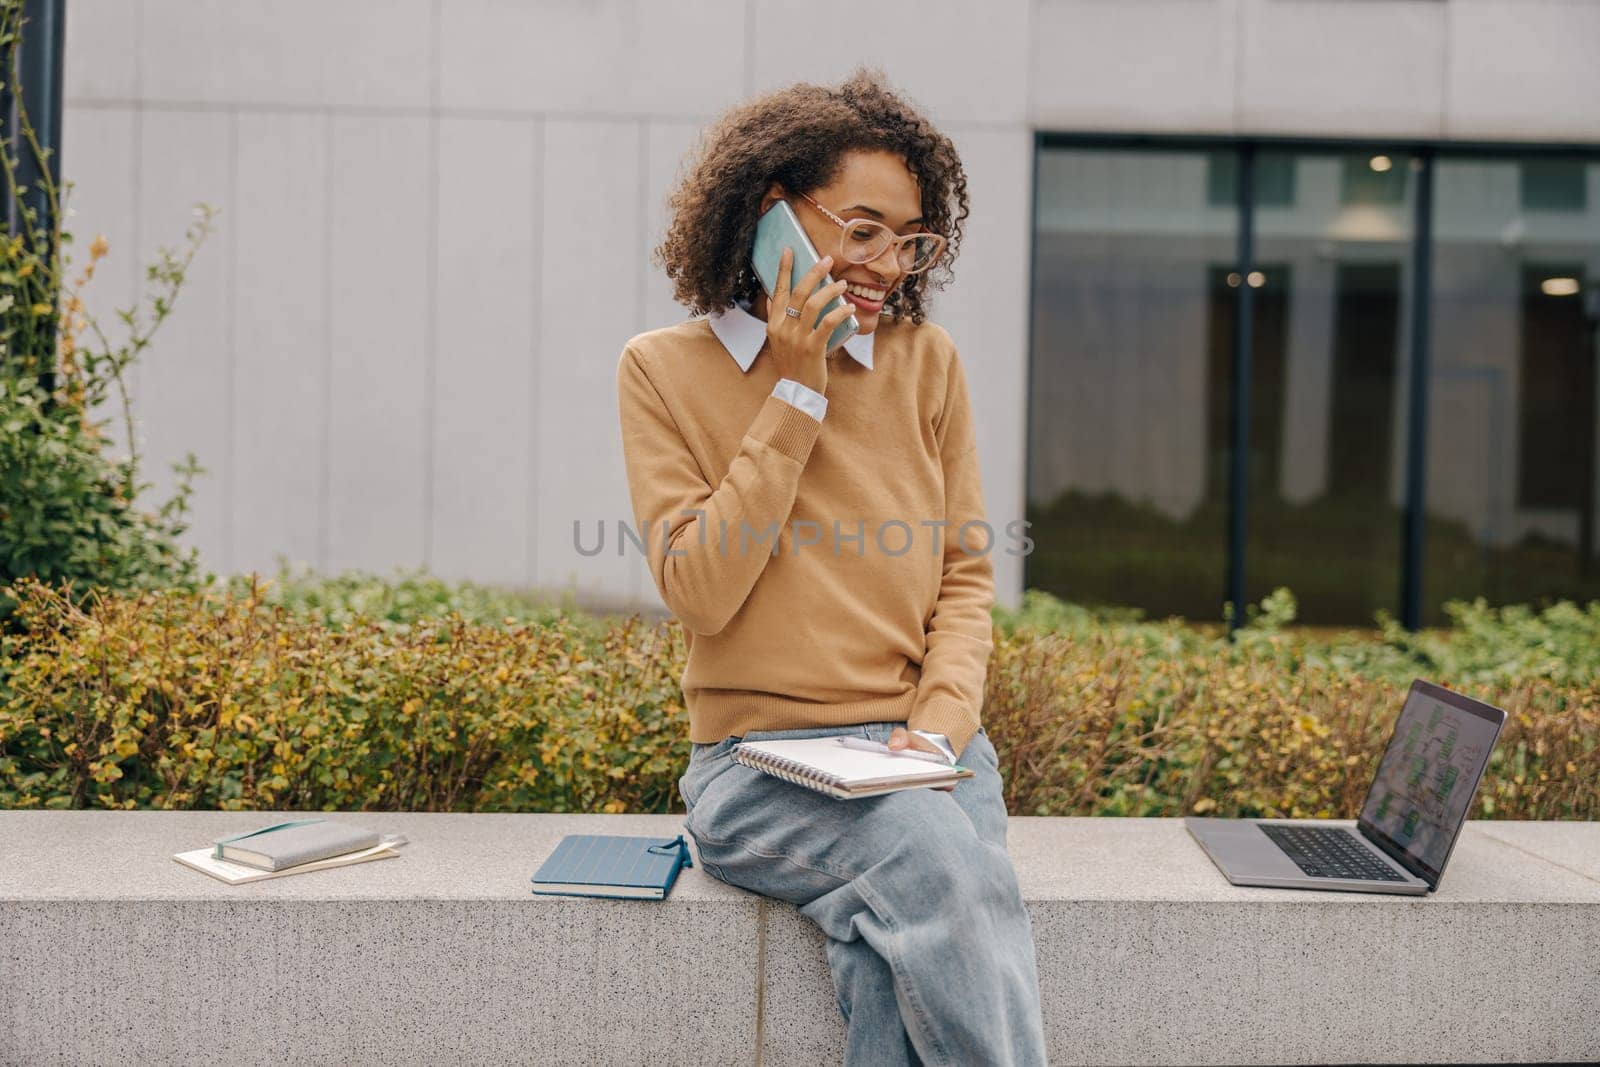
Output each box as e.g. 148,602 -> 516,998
1243,150 -> 1412,624
1520,160 -> 1587,213
1028,149 -> 1233,619
1341,153 -> 1407,206
1028,145 -> 1600,625
1208,151 -> 1295,208
1429,158 -> 1600,620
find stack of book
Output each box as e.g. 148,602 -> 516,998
173,818 -> 407,884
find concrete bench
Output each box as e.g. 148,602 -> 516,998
2,811 -> 1597,1065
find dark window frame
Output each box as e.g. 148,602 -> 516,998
1026,133 -> 1600,631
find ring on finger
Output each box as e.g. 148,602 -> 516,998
784,306 -> 801,318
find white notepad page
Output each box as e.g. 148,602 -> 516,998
735,737 -> 958,787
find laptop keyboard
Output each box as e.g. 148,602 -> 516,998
1259,824 -> 1408,882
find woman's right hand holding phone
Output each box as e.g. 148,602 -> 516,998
765,246 -> 854,397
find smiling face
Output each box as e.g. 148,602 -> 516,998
752,149 -> 925,338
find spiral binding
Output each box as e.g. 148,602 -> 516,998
732,747 -> 844,795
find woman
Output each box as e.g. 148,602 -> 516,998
616,67 -> 1047,1065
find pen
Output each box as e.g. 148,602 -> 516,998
835,735 -> 952,765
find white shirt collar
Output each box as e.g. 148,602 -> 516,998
707,295 -> 875,373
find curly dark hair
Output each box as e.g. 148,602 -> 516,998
652,66 -> 969,325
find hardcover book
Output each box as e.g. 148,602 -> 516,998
211,819 -> 383,871
530,834 -> 694,900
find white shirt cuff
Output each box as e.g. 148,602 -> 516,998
911,730 -> 959,765
772,378 -> 827,421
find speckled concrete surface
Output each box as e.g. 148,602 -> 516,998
1475,819 -> 1600,885
0,810 -> 747,902
4,813 -> 1597,1065
1,812 -> 755,1066
757,818 -> 1600,1066
1004,817 -> 1600,903
759,902 -> 848,1065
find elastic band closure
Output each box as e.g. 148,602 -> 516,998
646,834 -> 693,869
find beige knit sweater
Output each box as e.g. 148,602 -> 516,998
615,313 -> 994,757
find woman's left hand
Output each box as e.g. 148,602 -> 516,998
887,727 -> 956,791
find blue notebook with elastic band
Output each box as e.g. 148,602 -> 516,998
530,833 -> 693,900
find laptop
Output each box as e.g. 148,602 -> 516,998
1186,679 -> 1507,895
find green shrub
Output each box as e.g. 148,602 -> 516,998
0,578 -> 685,813
982,621 -> 1598,819
2,579 -> 1594,819
223,562 -> 595,634
0,1 -> 214,621
0,372 -> 203,618
993,586 -> 1600,689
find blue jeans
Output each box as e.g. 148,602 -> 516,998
678,721 -> 1048,1066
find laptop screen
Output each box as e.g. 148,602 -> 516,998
1358,681 -> 1506,883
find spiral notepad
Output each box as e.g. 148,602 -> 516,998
732,738 -> 973,799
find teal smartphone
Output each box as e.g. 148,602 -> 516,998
751,199 -> 859,352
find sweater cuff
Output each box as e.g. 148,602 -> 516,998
908,699 -> 979,762
746,392 -> 822,465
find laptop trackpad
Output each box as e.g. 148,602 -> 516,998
1206,821 -> 1304,875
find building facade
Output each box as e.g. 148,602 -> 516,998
60,0 -> 1599,623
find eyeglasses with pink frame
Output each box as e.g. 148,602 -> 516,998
794,190 -> 948,276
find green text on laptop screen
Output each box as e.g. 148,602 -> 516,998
1360,691 -> 1499,873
